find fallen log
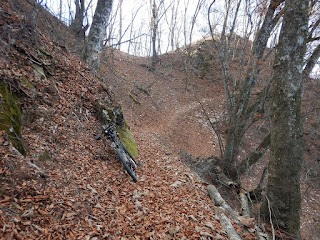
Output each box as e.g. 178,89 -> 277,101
239,192 -> 250,217
219,211 -> 242,240
207,185 -> 242,239
207,185 -> 239,222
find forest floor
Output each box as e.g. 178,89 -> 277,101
103,49 -> 320,240
1,0 -> 320,239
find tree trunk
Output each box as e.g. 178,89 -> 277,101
118,0 -> 123,50
151,0 -> 158,69
70,0 -> 86,39
223,0 -> 284,167
260,0 -> 309,238
304,43 -> 320,76
83,0 -> 113,71
59,0 -> 63,20
252,0 -> 284,59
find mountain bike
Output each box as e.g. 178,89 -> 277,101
96,122 -> 138,182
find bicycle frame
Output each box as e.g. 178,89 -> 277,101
97,122 -> 138,182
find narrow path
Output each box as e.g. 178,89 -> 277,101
121,126 -> 227,239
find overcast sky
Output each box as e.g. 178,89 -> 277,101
41,0 -> 222,55
41,0 -> 319,76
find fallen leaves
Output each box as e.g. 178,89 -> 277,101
61,211 -> 78,220
0,196 -> 11,204
37,209 -> 49,215
1,0 -> 304,239
21,208 -> 34,218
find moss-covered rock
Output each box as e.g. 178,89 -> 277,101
22,76 -> 33,89
38,151 -> 52,161
94,100 -> 121,123
117,121 -> 138,158
0,81 -> 26,156
94,85 -> 138,158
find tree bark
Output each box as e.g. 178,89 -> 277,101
83,0 -> 113,71
252,0 -> 284,59
260,1 -> 309,238
151,0 -> 158,69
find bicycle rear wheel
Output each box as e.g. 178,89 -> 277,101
116,148 -> 138,182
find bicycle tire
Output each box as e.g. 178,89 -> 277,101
116,148 -> 138,182
118,142 -> 137,165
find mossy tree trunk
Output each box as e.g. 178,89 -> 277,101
83,0 -> 113,71
260,0 -> 309,238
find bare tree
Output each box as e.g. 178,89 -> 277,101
166,0 -> 180,51
223,0 -> 285,170
59,0 -> 63,20
206,0 -> 287,178
127,6 -> 145,54
118,0 -> 123,50
237,1 -> 320,176
150,0 -> 173,69
83,0 -> 113,71
151,0 -> 159,68
69,0 -> 89,39
304,3 -> 320,76
183,0 -> 206,90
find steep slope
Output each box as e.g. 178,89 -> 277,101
100,49 -> 227,158
101,41 -> 320,239
1,0 -> 319,239
0,1 -> 249,239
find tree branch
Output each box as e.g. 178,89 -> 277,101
238,133 -> 270,175
304,43 -> 320,76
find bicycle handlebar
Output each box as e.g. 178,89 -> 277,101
96,119 -> 124,141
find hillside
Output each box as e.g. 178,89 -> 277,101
1,0 -> 319,239
0,1 -> 227,239
101,47 -> 320,239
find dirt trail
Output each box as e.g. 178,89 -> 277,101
104,51 -> 226,158
120,128 -> 224,239
105,51 -> 320,239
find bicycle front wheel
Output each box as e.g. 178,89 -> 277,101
116,148 -> 138,182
